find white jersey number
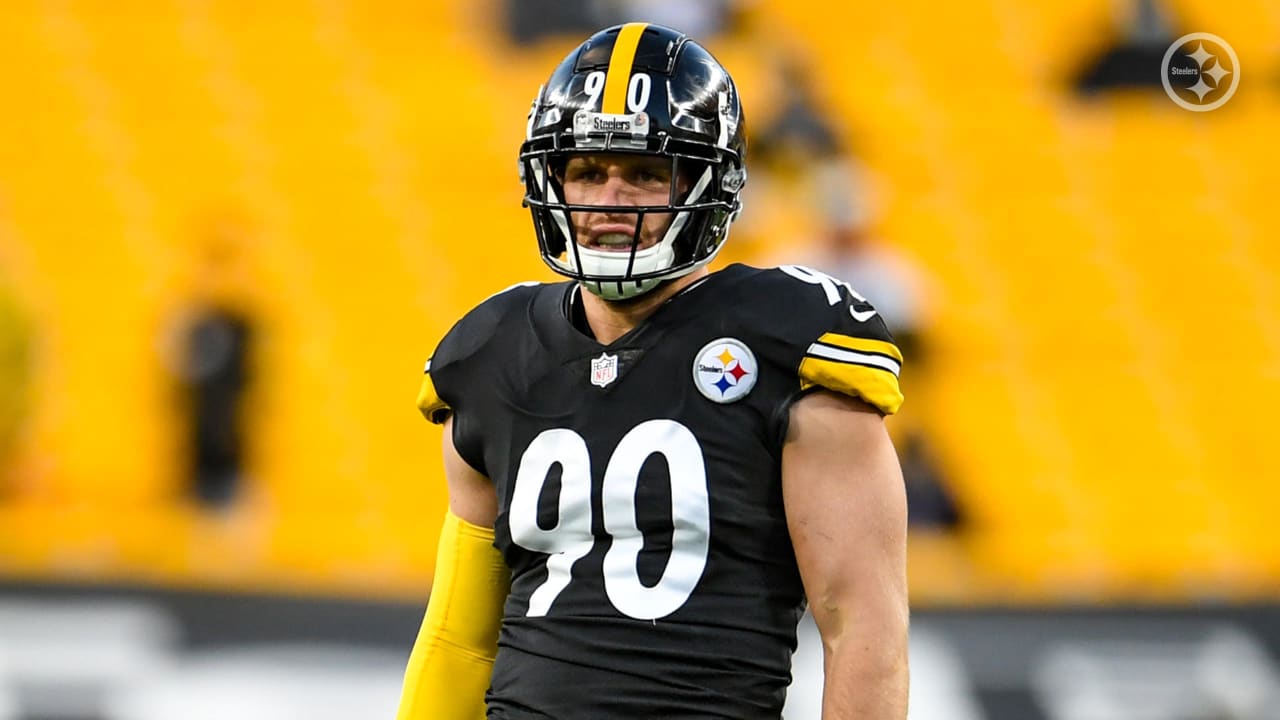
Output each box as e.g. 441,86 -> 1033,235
509,420 -> 710,620
779,264 -> 868,305
779,265 -> 879,322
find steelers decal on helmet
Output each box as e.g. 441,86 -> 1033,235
693,338 -> 758,404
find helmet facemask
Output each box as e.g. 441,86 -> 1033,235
522,143 -> 738,301
518,24 -> 748,300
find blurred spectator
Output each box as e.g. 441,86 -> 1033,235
786,162 -> 960,530
503,0 -> 596,46
752,58 -> 962,530
1074,0 -> 1179,93
799,160 -> 925,359
751,58 -> 843,169
0,272 -> 31,492
167,218 -> 259,509
180,304 -> 252,508
592,0 -> 734,38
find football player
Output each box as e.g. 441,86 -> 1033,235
396,23 -> 909,720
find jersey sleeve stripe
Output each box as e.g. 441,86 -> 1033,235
798,357 -> 904,415
812,332 -> 903,363
805,342 -> 902,376
811,340 -> 901,366
417,370 -> 451,424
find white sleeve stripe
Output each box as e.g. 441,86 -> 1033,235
424,359 -> 431,373
805,343 -> 902,376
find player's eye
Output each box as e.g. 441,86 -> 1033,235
566,167 -> 604,183
634,167 -> 670,186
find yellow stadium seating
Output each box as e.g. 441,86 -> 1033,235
0,0 -> 1276,601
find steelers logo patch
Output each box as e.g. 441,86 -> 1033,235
692,338 -> 758,404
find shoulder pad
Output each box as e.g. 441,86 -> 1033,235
417,281 -> 546,424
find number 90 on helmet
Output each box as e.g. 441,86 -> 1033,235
519,23 -> 748,301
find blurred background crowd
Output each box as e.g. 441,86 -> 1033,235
0,0 -> 1276,718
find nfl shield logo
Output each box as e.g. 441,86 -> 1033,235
590,352 -> 618,388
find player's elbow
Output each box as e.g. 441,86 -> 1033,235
813,588 -> 909,663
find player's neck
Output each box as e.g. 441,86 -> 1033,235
580,268 -> 709,345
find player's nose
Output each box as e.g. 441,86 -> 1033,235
597,174 -> 629,206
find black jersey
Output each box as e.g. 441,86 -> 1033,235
417,264 -> 903,719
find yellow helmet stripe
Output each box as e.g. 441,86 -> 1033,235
602,22 -> 648,114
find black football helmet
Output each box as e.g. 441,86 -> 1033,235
519,23 -> 747,300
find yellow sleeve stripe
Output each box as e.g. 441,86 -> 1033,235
799,357 -> 904,415
416,364 -> 450,424
602,22 -> 648,113
813,332 -> 903,364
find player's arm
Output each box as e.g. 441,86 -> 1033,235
782,390 -> 909,720
396,416 -> 508,720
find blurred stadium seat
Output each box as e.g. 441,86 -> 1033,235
0,5 -> 1277,717
0,0 -> 1275,603
749,0 -> 1280,600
